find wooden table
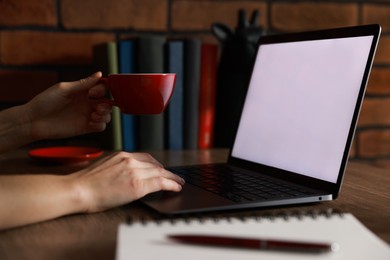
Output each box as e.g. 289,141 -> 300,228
0,148 -> 389,260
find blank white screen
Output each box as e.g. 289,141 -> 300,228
231,36 -> 373,183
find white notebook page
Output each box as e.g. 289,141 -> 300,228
116,213 -> 390,260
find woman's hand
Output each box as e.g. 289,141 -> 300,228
24,71 -> 112,141
0,152 -> 185,230
70,152 -> 185,213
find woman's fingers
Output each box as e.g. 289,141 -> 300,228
61,71 -> 103,95
127,167 -> 184,199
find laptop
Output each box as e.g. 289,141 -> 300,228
141,24 -> 381,215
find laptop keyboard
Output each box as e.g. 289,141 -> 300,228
170,164 -> 316,203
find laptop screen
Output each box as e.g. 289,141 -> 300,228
231,35 -> 374,183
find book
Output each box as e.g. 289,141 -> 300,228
165,40 -> 184,150
183,39 -> 202,149
198,43 -> 218,149
116,211 -> 390,260
118,40 -> 137,151
136,35 -> 166,151
92,42 -> 123,150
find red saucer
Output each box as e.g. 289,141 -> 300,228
28,146 -> 104,164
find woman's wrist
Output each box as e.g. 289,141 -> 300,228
64,170 -> 91,214
0,104 -> 35,153
61,173 -> 89,214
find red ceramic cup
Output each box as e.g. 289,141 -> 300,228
101,73 -> 176,114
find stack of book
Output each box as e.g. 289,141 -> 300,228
93,35 -> 218,151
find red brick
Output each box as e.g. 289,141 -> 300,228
375,36 -> 390,64
61,0 -> 167,30
358,129 -> 390,157
366,67 -> 390,95
118,32 -> 218,45
359,98 -> 390,127
271,2 -> 358,32
363,4 -> 390,33
0,31 -> 115,65
0,70 -> 59,103
0,0 -> 56,26
172,1 -> 267,31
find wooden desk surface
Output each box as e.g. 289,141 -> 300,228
0,149 -> 389,260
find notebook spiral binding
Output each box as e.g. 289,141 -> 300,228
127,208 -> 344,226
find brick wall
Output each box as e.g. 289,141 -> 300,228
0,0 -> 390,167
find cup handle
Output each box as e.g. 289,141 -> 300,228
98,77 -> 117,106
98,77 -> 109,86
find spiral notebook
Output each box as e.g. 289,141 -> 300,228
116,211 -> 390,260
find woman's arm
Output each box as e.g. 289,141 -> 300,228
0,72 -> 185,230
0,152 -> 184,230
0,105 -> 32,154
0,72 -> 111,153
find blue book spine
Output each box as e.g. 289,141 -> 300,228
165,41 -> 184,150
118,40 -> 137,151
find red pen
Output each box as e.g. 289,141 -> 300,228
168,234 -> 339,253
